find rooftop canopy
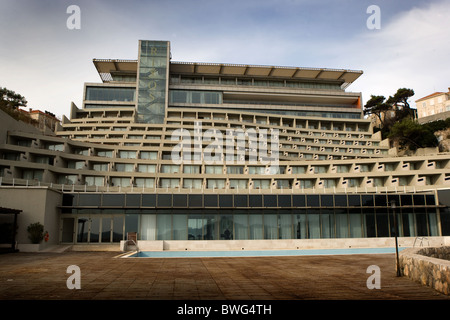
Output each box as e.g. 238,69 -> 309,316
93,59 -> 363,88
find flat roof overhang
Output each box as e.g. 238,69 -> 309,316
0,207 -> 22,215
93,59 -> 363,88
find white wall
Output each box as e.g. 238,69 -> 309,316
0,187 -> 62,251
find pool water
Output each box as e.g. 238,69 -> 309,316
126,247 -> 406,258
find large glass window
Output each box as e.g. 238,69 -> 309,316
335,209 -> 348,238
112,216 -> 124,242
321,209 -> 335,238
264,213 -> 278,239
234,213 -> 248,240
169,90 -> 222,105
157,214 -> 172,240
140,214 -> 156,240
307,210 -> 320,239
76,217 -> 89,242
249,214 -> 263,240
101,218 -> 112,242
220,214 -> 233,240
294,211 -> 307,239
375,209 -> 390,237
279,214 -> 292,239
188,213 -> 203,240
86,87 -> 135,102
349,209 -> 362,238
173,214 -> 187,240
203,213 -> 217,240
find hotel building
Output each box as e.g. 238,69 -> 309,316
0,40 -> 449,252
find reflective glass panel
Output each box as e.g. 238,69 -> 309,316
249,214 -> 263,239
173,214 -> 187,240
234,213 -> 248,240
113,216 -> 124,242
264,213 -> 278,239
101,217 -> 112,242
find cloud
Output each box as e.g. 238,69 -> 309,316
332,0 -> 450,106
0,0 -> 447,117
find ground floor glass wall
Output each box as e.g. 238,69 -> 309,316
60,192 -> 447,243
137,208 -> 440,241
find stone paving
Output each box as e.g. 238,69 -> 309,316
0,250 -> 449,301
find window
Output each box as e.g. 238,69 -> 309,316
169,90 -> 221,104
137,164 -> 156,173
229,179 -> 247,189
135,178 -> 154,188
248,166 -> 265,174
252,179 -> 270,189
58,175 -> 78,185
183,179 -> 203,189
226,166 -> 244,174
85,176 -> 104,187
68,161 -> 85,170
111,177 -> 131,187
22,169 -> 43,181
159,178 -> 180,188
85,87 -> 135,102
205,165 -> 223,174
160,165 -> 180,174
97,150 -> 113,158
291,166 -> 306,174
115,163 -> 134,172
118,151 -> 136,159
268,166 -> 286,174
207,179 -> 226,189
45,143 -> 64,152
140,151 -> 157,160
34,156 -> 52,164
183,165 -> 201,174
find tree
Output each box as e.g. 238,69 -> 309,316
386,88 -> 415,121
363,95 -> 391,128
387,88 -> 414,110
388,118 -> 438,151
0,87 -> 27,110
364,88 -> 417,138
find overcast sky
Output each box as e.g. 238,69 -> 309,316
0,0 -> 448,119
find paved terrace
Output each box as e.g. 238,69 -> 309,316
0,250 -> 448,301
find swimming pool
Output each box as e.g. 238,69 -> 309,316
125,247 -> 406,258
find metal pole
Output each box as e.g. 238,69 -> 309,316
391,200 -> 401,277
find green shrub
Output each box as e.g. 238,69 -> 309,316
27,222 -> 44,244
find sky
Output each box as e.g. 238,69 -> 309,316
0,0 -> 449,119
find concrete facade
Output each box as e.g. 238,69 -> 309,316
0,40 -> 449,250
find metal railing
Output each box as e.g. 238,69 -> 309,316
0,176 -> 441,194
